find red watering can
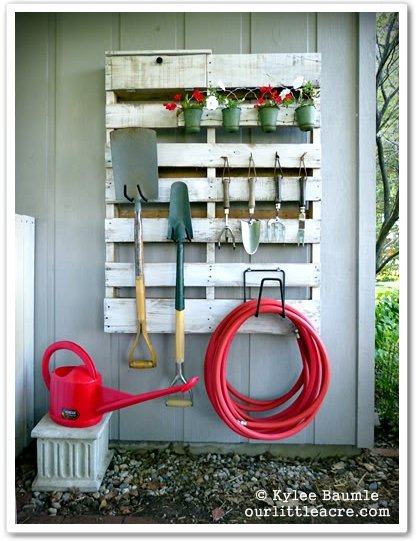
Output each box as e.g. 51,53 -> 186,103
42,341 -> 199,428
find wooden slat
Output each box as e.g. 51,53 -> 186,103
104,298 -> 320,334
105,217 -> 321,244
105,143 -> 321,169
105,52 -> 320,91
105,262 -> 321,288
207,53 -> 321,87
106,102 -> 320,129
105,173 -> 322,203
106,53 -> 209,90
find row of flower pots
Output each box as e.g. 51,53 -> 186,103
163,82 -> 319,134
182,105 -> 316,134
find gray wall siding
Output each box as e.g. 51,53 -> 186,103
15,11 -> 376,447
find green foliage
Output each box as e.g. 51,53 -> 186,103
375,13 -> 399,276
375,285 -> 399,435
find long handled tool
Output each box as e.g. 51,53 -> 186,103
268,152 -> 286,243
166,182 -> 194,407
241,153 -> 260,255
217,157 -> 236,249
297,153 -> 308,247
110,127 -> 158,369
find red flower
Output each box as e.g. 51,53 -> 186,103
192,89 -> 205,103
174,94 -> 183,102
259,85 -> 272,95
163,102 -> 177,111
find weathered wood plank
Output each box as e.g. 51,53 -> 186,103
106,53 -> 209,90
104,298 -> 320,334
106,102 -> 320,129
105,173 -> 322,203
105,52 -> 321,90
105,217 -> 321,244
207,53 -> 321,87
105,143 -> 321,168
105,262 -> 321,288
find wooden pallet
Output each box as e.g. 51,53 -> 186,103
104,50 -> 321,334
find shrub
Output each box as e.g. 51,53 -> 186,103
375,285 -> 399,435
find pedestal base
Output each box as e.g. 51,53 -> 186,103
31,412 -> 113,492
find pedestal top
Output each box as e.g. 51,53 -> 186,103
31,412 -> 112,439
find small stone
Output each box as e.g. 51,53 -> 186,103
369,482 -> 378,490
48,507 -> 57,516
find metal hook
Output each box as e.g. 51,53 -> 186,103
248,153 -> 257,179
298,152 -> 307,178
274,151 -> 284,179
222,156 -> 231,179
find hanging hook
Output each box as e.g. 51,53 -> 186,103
274,151 -> 284,179
248,153 -> 257,178
222,156 -> 231,180
298,152 -> 307,178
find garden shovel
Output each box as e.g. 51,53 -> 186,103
241,154 -> 260,255
110,127 -> 158,369
166,182 -> 195,407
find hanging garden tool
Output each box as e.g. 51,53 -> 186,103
166,182 -> 195,407
267,152 -> 286,243
217,156 -> 236,249
110,127 -> 158,369
297,153 -> 309,246
241,153 -> 261,255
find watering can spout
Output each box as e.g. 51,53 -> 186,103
96,377 -> 200,415
42,341 -> 199,428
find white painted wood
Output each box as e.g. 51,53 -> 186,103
106,142 -> 321,169
105,262 -> 321,288
104,298 -> 320,334
207,53 -> 321,87
105,217 -> 321,244
311,130 -> 321,302
206,128 -> 217,300
106,171 -> 322,203
15,215 -> 35,454
106,102 -> 320,129
106,53 -> 209,90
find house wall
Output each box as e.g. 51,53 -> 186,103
15,11 -> 376,447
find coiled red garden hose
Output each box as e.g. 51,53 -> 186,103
204,299 -> 330,440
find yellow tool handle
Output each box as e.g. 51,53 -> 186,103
135,275 -> 146,323
175,309 -> 185,364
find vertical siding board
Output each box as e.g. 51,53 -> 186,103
314,13 -> 358,444
15,13 -> 53,421
120,13 -> 182,50
53,13 -> 115,405
185,13 -> 245,53
356,13 -> 376,448
250,13 -> 317,53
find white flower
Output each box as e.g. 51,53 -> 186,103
217,80 -> 226,91
205,95 -> 219,111
292,76 -> 305,89
280,88 -> 292,100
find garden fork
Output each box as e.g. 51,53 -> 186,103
268,152 -> 286,243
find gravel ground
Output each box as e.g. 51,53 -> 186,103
15,432 -> 399,525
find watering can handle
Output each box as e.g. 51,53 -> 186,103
42,340 -> 98,390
